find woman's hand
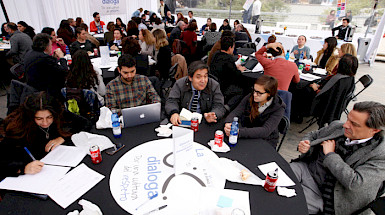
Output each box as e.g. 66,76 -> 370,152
57,38 -> 65,46
24,161 -> 45,174
45,137 -> 65,152
309,83 -> 319,91
111,45 -> 119,51
224,123 -> 232,136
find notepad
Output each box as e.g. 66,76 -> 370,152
40,145 -> 87,167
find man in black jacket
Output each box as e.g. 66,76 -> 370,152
332,18 -> 350,40
210,36 -> 246,110
24,33 -> 68,100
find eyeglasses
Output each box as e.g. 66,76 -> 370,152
252,88 -> 267,96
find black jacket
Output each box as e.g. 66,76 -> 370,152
70,40 -> 96,56
156,46 -> 172,79
24,50 -> 68,99
225,94 -> 286,148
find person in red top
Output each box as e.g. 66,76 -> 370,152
181,22 -> 197,56
255,42 -> 300,91
89,12 -> 105,33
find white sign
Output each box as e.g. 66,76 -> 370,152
243,0 -> 254,10
89,0 -> 127,15
109,139 -> 226,214
173,126 -> 194,175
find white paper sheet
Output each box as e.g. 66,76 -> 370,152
216,158 -> 264,186
173,126 -> 194,175
300,73 -> 322,81
313,68 -> 328,75
179,108 -> 203,123
0,165 -> 70,195
198,188 -> 251,215
41,145 -> 87,167
100,46 -> 110,66
48,164 -> 105,209
252,63 -> 264,72
257,162 -> 295,187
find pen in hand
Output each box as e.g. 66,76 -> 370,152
24,147 -> 36,161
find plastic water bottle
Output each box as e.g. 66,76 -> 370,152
65,46 -> 70,55
229,117 -> 239,147
111,109 -> 121,138
299,51 -> 304,62
285,50 -> 290,60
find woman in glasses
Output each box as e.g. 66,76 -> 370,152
224,75 -> 285,148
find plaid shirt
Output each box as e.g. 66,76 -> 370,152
105,75 -> 160,112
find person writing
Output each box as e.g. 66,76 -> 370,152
291,35 -> 310,60
0,92 -> 71,180
224,75 -> 285,148
166,61 -> 226,125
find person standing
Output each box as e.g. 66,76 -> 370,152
68,18 -> 76,36
325,10 -> 336,29
159,0 -> 170,19
251,0 -> 262,32
89,12 -> 105,34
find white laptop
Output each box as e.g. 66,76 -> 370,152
121,103 -> 161,128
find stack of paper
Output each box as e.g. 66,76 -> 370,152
0,164 -> 104,209
300,73 -> 322,81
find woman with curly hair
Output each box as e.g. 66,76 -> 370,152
66,50 -> 106,104
0,92 -> 71,180
126,20 -> 139,37
152,29 -> 171,79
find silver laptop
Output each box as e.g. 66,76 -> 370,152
121,103 -> 161,128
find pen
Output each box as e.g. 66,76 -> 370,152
135,193 -> 158,210
143,205 -> 167,215
24,147 -> 36,161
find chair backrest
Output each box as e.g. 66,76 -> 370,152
201,55 -> 208,64
277,90 -> 292,120
10,63 -> 25,81
236,47 -> 255,56
278,115 -> 290,135
7,80 -> 38,115
169,63 -> 178,79
357,74 -> 373,93
61,88 -> 101,121
255,37 -> 261,44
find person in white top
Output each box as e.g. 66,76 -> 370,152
251,0 -> 262,24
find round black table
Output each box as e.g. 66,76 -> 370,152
0,122 -> 308,215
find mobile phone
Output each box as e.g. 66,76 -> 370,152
106,143 -> 125,155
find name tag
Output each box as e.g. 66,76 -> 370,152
80,45 -> 85,48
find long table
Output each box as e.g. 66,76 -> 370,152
0,122 -> 308,215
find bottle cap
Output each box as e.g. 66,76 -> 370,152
233,117 -> 238,122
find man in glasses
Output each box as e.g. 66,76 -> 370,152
255,42 -> 299,91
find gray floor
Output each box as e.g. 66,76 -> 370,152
1,61 -> 384,162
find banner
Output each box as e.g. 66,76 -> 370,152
243,0 -> 254,11
89,0 -> 126,15
336,0 -> 346,18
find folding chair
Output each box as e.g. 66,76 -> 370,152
344,74 -> 373,115
277,115 -> 290,152
161,63 -> 178,98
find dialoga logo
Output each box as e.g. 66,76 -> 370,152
102,0 -> 119,5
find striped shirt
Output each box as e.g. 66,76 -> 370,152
105,75 -> 160,112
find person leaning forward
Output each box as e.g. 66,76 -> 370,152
290,101 -> 385,215
165,61 -> 226,126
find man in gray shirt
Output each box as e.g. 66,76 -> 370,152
6,22 -> 32,65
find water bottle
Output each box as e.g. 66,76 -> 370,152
299,51 -> 304,62
111,109 -> 121,138
285,50 -> 290,60
229,117 -> 239,147
65,46 -> 70,55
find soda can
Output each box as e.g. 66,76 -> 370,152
2,36 -> 5,40
264,169 -> 278,192
93,48 -> 98,56
67,58 -> 72,65
0,38 -> 2,42
90,145 -> 102,164
214,130 -> 224,147
191,117 -> 199,132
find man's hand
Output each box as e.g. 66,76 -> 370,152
224,123 -> 232,136
293,50 -> 299,55
204,112 -> 217,123
309,83 -> 319,91
24,161 -> 45,174
266,42 -> 284,52
45,137 -> 65,152
170,113 -> 181,126
298,140 -> 311,154
54,48 -> 65,58
236,64 -> 247,72
321,140 -> 336,155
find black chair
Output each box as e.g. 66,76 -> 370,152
344,74 -> 373,114
7,80 -> 38,115
10,63 -> 25,81
161,63 -> 178,98
235,40 -> 248,50
255,37 -> 261,46
236,47 -> 255,56
277,115 -> 290,152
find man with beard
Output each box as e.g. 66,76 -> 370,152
105,54 -> 160,113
